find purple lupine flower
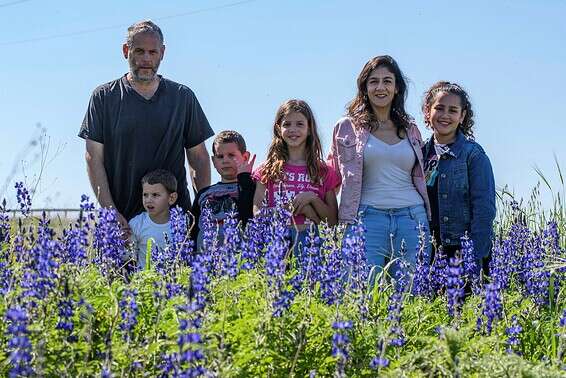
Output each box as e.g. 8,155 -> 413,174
461,233 -> 480,294
272,272 -> 304,317
384,260 -> 409,349
341,218 -> 369,293
492,219 -> 530,290
505,315 -> 522,354
542,220 -> 560,255
19,214 -> 60,305
13,232 -> 25,264
150,243 -> 167,275
93,207 -> 129,280
15,181 -> 32,217
0,203 -> 13,293
169,206 -> 194,266
370,356 -> 389,369
0,260 -> 12,295
62,228 -> 86,266
56,299 -> 75,333
101,367 -> 112,378
61,195 -> 95,266
560,309 -> 566,328
429,245 -> 448,295
520,233 -> 550,306
119,289 -> 139,342
542,220 -> 564,296
199,205 -> 219,254
218,210 -> 240,278
301,227 -> 324,286
412,224 -> 431,297
161,302 -> 207,376
264,227 -> 289,289
240,206 -> 270,270
489,240 -> 510,290
264,198 -> 292,290
166,283 -> 183,299
190,252 -> 212,311
477,282 -> 503,334
239,217 -> 264,270
5,306 -> 34,377
446,256 -> 465,318
331,320 -> 353,377
320,226 -> 345,305
370,339 -> 390,370
0,198 -> 10,243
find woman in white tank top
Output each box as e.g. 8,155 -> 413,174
329,56 -> 431,279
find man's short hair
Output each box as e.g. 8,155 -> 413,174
126,20 -> 164,47
141,169 -> 177,193
212,130 -> 247,155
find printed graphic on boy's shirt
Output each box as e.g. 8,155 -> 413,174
198,184 -> 239,225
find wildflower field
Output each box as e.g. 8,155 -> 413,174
1,182 -> 566,377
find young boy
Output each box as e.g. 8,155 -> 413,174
129,169 -> 178,269
191,130 -> 256,250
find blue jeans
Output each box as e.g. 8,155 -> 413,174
354,204 -> 430,277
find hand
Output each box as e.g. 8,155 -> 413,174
237,153 -> 256,174
292,191 -> 317,214
300,204 -> 321,224
116,212 -> 132,240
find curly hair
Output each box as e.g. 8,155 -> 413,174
422,81 -> 475,139
261,99 -> 326,185
347,55 -> 414,138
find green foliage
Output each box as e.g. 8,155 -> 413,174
2,183 -> 566,377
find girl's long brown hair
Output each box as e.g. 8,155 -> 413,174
347,55 -> 414,138
261,99 -> 326,185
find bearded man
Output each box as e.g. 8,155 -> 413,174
79,20 -> 214,234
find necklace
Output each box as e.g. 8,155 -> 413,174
371,118 -> 391,131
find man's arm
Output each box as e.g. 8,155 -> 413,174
85,139 -> 129,232
186,142 -> 211,192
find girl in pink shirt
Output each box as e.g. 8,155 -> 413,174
253,99 -> 339,240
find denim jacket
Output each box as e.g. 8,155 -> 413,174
328,117 -> 431,223
422,131 -> 496,259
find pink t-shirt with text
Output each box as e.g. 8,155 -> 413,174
253,162 -> 340,225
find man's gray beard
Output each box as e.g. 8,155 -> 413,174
131,68 -> 158,82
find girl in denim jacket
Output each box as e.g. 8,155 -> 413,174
421,82 -> 495,272
329,56 -> 431,276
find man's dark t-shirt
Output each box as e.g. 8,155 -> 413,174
79,75 -> 214,220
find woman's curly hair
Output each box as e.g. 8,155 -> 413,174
261,99 -> 326,185
347,55 -> 414,138
422,81 -> 475,139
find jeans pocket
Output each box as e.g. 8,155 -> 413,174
410,206 -> 429,230
357,204 -> 368,219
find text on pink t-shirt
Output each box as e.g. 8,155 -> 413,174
253,162 -> 340,225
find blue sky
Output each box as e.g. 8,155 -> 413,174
1,0 -> 565,209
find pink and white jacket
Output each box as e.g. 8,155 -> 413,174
327,117 -> 431,224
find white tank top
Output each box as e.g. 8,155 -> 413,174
360,135 -> 424,209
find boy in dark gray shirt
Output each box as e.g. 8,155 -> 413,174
190,131 -> 256,250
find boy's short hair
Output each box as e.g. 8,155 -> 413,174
141,169 -> 177,193
212,130 -> 247,155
